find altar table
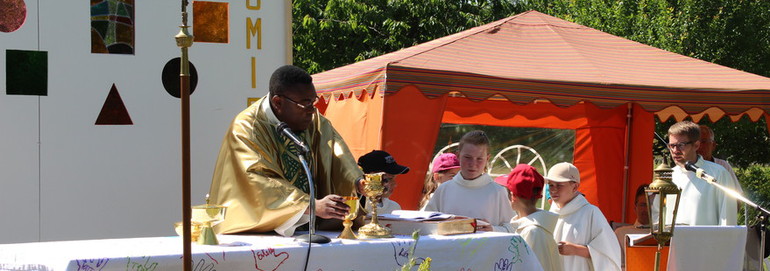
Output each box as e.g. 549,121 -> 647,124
0,231 -> 542,271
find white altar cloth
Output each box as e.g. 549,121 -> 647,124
0,231 -> 542,271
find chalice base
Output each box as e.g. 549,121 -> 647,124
357,222 -> 393,239
338,220 -> 358,239
197,225 -> 219,245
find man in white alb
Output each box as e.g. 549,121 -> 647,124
666,121 -> 741,226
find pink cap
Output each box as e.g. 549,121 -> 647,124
431,153 -> 460,173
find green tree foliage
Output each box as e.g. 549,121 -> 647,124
516,0 -> 770,77
294,0 -> 770,77
292,0 -> 517,74
675,0 -> 770,77
737,165 -> 770,225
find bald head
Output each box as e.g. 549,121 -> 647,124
697,125 -> 717,161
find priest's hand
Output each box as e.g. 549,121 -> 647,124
558,241 -> 591,258
315,194 -> 349,220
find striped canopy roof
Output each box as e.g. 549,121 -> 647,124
313,10 -> 770,115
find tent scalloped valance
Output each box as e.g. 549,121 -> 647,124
316,65 -> 770,117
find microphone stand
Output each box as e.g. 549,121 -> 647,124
689,169 -> 770,270
294,149 -> 331,244
757,213 -> 769,271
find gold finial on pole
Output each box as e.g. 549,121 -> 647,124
177,1 -> 194,271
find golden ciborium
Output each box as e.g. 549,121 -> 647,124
337,193 -> 360,239
191,197 -> 227,245
357,172 -> 393,239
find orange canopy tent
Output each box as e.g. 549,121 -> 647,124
312,10 -> 770,223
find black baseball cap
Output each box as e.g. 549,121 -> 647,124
357,150 -> 410,175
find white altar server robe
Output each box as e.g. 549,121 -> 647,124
424,173 -> 515,232
510,210 -> 563,271
550,194 -> 621,271
672,157 -> 741,226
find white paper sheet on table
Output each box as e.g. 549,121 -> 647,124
378,210 -> 455,221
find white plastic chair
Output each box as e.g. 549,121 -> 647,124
487,144 -> 549,209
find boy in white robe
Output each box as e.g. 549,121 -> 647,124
504,164 -> 563,271
424,130 -> 515,232
547,162 -> 621,271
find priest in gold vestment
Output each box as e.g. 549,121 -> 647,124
208,65 -> 363,236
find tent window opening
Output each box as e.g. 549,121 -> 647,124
432,124 -> 576,177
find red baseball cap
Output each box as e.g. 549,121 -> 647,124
504,164 -> 545,200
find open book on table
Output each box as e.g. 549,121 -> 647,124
377,210 -> 455,221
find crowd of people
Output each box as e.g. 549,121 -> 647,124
207,65 -> 743,270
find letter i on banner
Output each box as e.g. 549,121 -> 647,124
247,17 -> 261,89
251,57 -> 257,88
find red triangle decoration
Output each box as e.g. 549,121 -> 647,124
95,84 -> 133,125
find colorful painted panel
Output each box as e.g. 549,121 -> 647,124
0,0 -> 27,33
91,0 -> 134,54
161,57 -> 199,98
193,1 -> 229,43
6,50 -> 47,96
95,84 -> 133,125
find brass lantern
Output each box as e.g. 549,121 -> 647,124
645,163 -> 681,271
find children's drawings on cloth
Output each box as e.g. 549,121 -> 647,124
126,256 -> 158,271
390,240 -> 425,267
507,236 -> 531,264
390,240 -> 411,266
494,258 -> 513,271
76,258 -> 109,271
251,247 -> 290,271
176,251 -> 226,271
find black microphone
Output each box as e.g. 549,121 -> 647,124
684,161 -> 716,183
276,122 -> 309,155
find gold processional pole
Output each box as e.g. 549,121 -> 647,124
175,1 -> 193,270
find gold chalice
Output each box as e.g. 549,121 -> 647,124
357,172 -> 393,239
337,193 -> 360,239
191,197 -> 227,245
173,221 -> 203,242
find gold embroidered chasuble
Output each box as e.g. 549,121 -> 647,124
208,97 -> 362,234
